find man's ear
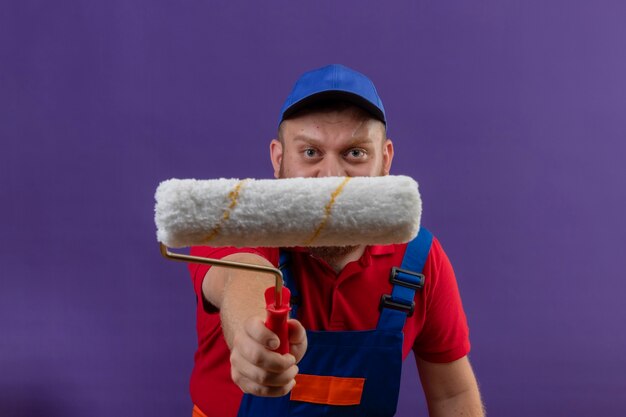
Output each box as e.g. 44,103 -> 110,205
270,139 -> 283,179
382,138 -> 394,175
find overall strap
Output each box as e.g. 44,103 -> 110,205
377,227 -> 434,332
279,250 -> 300,319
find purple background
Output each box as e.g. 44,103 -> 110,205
2,1 -> 625,416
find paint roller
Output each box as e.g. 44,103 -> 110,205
155,175 -> 422,354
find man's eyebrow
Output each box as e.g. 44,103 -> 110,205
291,135 -> 322,145
291,135 -> 376,146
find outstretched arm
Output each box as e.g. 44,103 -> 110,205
202,252 -> 307,396
417,355 -> 484,417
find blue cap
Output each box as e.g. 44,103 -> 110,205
278,64 -> 386,126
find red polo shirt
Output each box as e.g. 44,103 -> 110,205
187,237 -> 470,417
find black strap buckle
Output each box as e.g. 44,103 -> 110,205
390,267 -> 425,290
379,294 -> 415,316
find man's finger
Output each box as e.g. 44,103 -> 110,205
245,316 -> 280,349
237,375 -> 297,397
232,350 -> 299,388
237,319 -> 296,372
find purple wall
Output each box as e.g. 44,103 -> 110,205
2,1 -> 625,416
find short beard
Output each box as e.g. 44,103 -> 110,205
307,245 -> 359,264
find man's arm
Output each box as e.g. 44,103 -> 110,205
202,252 -> 307,396
416,355 -> 484,417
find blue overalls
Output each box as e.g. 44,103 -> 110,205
237,227 -> 433,417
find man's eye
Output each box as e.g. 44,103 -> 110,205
304,149 -> 318,158
347,149 -> 366,158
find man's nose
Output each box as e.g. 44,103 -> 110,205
318,155 -> 347,177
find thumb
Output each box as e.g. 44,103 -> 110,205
287,319 -> 307,363
244,315 -> 280,349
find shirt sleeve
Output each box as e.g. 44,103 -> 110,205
413,237 -> 471,363
188,246 -> 279,313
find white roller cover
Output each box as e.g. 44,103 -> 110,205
155,175 -> 421,248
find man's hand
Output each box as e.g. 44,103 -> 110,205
202,252 -> 308,396
230,316 -> 307,396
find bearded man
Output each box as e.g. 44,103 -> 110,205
187,64 -> 483,417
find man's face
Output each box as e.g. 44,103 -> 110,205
270,106 -> 394,179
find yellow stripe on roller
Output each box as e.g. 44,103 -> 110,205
304,177 -> 352,246
204,179 -> 249,242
